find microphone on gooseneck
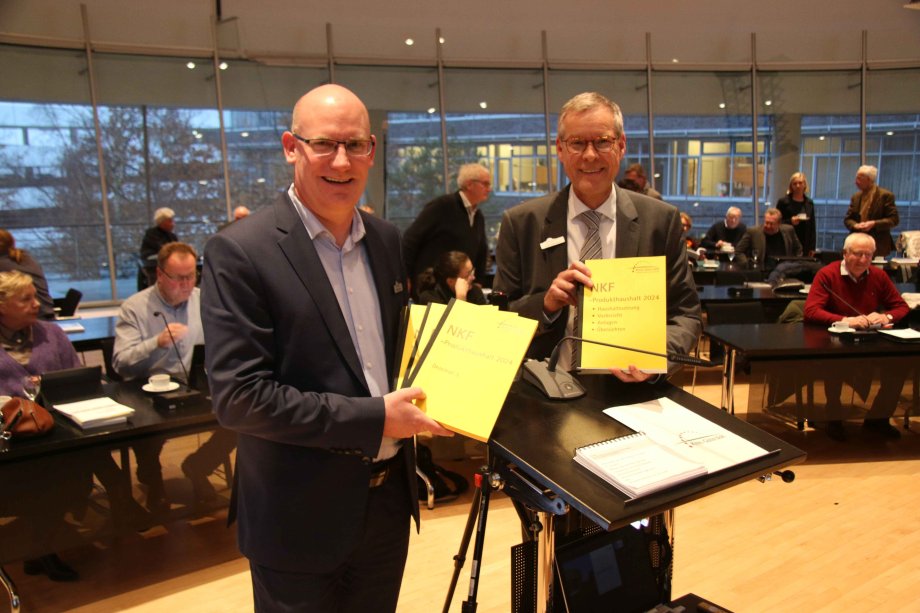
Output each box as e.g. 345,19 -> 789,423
153,311 -> 193,388
819,282 -> 882,329
522,335 -> 721,400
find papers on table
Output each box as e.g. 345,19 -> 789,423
576,256 -> 667,373
879,328 -> 920,342
901,293 -> 920,310
397,300 -> 537,442
53,396 -> 135,429
56,322 -> 85,333
573,396 -> 772,499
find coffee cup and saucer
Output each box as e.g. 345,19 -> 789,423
828,321 -> 853,334
142,374 -> 180,393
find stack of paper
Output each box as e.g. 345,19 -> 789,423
53,396 -> 135,429
397,300 -> 537,442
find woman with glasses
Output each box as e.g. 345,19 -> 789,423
415,251 -> 487,306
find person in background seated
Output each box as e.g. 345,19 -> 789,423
735,208 -> 803,279
415,251 -> 487,306
844,165 -> 899,257
680,212 -> 698,250
700,206 -> 746,252
115,242 -> 225,512
776,172 -> 816,257
623,163 -> 662,200
0,228 -> 55,320
138,207 -> 179,291
804,232 -> 910,441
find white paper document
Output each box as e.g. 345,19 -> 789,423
602,397 -> 770,475
54,396 -> 135,429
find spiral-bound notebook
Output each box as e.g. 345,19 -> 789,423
574,432 -> 707,498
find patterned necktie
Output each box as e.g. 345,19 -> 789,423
573,209 -> 604,368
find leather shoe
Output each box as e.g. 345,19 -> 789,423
23,554 -> 79,582
825,420 -> 847,442
862,419 -> 901,440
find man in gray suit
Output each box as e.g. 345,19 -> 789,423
735,207 -> 804,278
493,92 -> 701,381
201,84 -> 450,612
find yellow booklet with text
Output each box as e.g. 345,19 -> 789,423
576,256 -> 666,373
402,299 -> 537,441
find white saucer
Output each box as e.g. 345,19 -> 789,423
142,381 -> 180,393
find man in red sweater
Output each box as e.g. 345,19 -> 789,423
804,232 -> 910,440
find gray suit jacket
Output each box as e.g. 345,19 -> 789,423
735,224 -> 803,266
200,193 -> 415,573
493,185 -> 701,370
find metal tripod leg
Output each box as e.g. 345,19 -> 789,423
443,481 -> 483,613
0,564 -> 21,613
461,467 -> 494,613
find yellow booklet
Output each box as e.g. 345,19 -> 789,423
403,300 -> 537,441
576,256 -> 666,373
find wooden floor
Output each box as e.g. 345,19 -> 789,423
3,370 -> 920,612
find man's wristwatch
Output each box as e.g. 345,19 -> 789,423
886,313 -> 894,323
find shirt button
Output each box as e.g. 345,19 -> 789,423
366,361 -> 373,369
348,287 -> 354,294
357,324 -> 364,331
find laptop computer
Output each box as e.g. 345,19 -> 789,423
554,524 -> 662,613
39,365 -> 103,406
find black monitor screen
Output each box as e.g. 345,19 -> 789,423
555,524 -> 661,613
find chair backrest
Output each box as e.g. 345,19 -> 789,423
54,288 -> 83,317
99,337 -> 123,382
704,301 -> 767,326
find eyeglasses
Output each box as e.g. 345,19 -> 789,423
159,268 -> 197,283
470,179 -> 492,189
561,137 -> 618,154
291,133 -> 375,157
847,250 -> 874,259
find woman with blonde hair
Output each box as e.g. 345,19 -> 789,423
776,172 -> 816,256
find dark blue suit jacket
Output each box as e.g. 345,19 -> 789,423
201,193 -> 415,573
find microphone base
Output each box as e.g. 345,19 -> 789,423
153,388 -> 204,411
521,359 -> 586,400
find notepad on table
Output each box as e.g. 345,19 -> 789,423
574,432 -> 707,498
53,396 -> 135,429
56,322 -> 85,333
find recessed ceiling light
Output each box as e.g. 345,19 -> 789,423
764,100 -> 772,106
439,37 -> 445,44
693,202 -> 700,207
427,107 -> 436,114
241,132 -> 249,138
198,180 -> 207,185
886,131 -> 894,136
718,102 -> 726,109
653,173 -> 661,178
819,135 -> 826,141
186,61 -> 196,69
219,61 -> 229,70
405,38 -> 414,46
257,177 -> 266,184
195,133 -> 203,140
671,58 -> 679,63
479,101 -> 488,109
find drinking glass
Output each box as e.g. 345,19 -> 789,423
21,375 -> 41,401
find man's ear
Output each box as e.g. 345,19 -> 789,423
281,132 -> 297,164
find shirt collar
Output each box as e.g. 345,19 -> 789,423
287,184 -> 367,250
839,259 -> 869,281
567,185 -> 617,224
0,321 -> 32,346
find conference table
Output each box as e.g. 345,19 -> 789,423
706,322 -> 920,428
486,376 -> 805,611
56,315 -> 117,353
0,379 -> 224,611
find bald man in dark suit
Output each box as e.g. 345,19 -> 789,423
201,84 -> 450,613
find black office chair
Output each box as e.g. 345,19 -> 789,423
99,337 -> 123,382
714,269 -> 763,286
53,288 -> 83,318
699,302 -> 766,408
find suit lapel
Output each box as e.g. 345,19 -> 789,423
614,185 -> 641,257
273,195 -> 368,393
541,188 -> 569,274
